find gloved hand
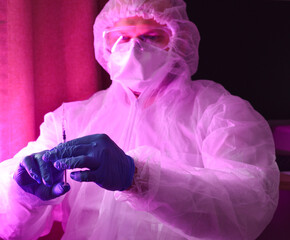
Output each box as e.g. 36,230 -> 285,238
43,134 -> 135,191
13,151 -> 70,201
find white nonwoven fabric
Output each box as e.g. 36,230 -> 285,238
0,79 -> 279,240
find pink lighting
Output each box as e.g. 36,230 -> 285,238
1,0 -> 289,239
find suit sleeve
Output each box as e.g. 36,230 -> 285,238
115,94 -> 279,240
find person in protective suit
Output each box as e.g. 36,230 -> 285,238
0,0 -> 279,239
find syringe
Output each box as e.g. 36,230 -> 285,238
62,104 -> 68,185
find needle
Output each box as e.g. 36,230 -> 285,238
62,104 -> 68,185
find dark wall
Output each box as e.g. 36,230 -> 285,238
185,1 -> 290,120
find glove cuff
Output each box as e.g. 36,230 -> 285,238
122,155 -> 135,191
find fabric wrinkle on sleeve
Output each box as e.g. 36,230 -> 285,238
115,146 -> 162,211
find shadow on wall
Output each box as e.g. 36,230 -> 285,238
258,190 -> 290,240
186,0 -> 290,120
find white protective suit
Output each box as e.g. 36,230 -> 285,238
0,0 -> 279,239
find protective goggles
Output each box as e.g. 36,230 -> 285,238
103,26 -> 172,52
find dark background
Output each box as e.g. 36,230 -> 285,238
185,0 -> 290,120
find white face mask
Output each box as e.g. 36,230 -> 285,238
108,40 -> 170,92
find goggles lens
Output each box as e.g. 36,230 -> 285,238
103,26 -> 171,52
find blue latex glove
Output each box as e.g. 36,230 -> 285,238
43,134 -> 135,191
13,151 -> 70,201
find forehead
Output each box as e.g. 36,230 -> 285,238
113,16 -> 165,28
